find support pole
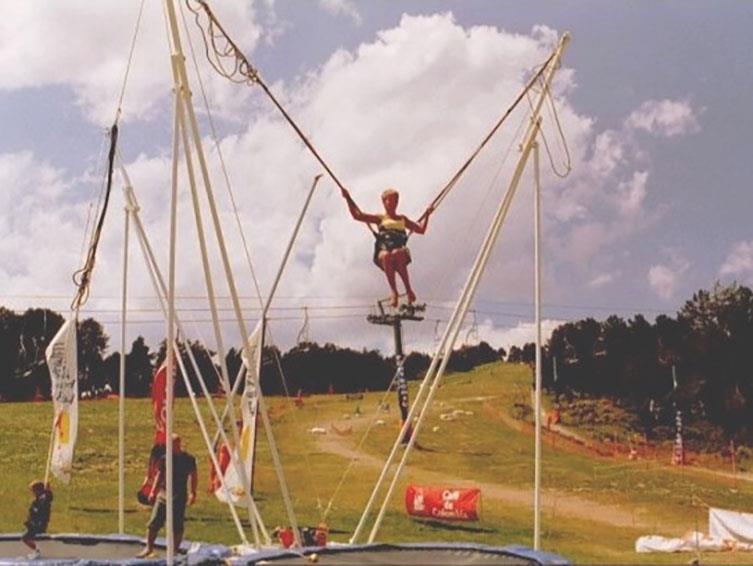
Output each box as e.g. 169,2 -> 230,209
533,140 -> 542,551
118,184 -> 132,534
392,319 -> 411,443
123,183 -> 261,545
366,303 -> 424,445
164,0 -> 303,543
165,70 -> 182,563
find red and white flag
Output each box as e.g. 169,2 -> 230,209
151,361 -> 173,445
215,322 -> 262,506
46,319 -> 78,483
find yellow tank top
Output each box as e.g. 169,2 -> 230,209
379,215 -> 406,232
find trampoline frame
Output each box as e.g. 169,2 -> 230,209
0,532 -> 230,564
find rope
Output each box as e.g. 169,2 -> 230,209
180,3 -> 330,521
113,0 -> 147,124
417,53 -> 556,222
525,75 -> 572,179
185,0 -> 350,195
71,124 -> 119,311
185,0 -> 556,238
321,368 -> 403,521
177,0 -> 266,305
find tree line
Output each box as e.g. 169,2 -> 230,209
4,282 -> 751,442
0,305 -> 503,401
510,283 -> 753,444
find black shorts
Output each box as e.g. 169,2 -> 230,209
373,230 -> 411,268
147,496 -> 187,533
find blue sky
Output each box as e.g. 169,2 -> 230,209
0,0 -> 751,353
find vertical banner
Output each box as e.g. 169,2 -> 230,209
395,357 -> 412,444
46,319 -> 79,483
672,408 -> 684,466
671,366 -> 684,466
215,322 -> 261,506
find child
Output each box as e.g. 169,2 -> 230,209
22,480 -> 53,560
341,187 -> 433,307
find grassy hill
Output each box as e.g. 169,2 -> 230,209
1,361 -> 752,563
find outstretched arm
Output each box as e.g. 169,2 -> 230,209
341,188 -> 381,225
404,206 -> 435,235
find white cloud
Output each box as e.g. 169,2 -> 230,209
0,13 -> 701,353
615,170 -> 648,217
319,0 -> 362,26
719,241 -> 753,283
625,99 -> 701,137
648,252 -> 690,300
588,273 -> 614,288
0,1 -> 264,124
477,319 -> 564,352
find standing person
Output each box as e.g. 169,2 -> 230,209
21,481 -> 53,560
341,187 -> 433,307
136,434 -> 197,558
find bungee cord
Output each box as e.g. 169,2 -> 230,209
70,123 -> 118,311
184,0 -> 558,236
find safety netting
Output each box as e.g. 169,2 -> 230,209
230,542 -> 569,565
0,533 -> 230,564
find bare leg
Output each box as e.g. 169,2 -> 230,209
380,252 -> 399,307
21,536 -> 36,551
137,527 -> 158,557
393,250 -> 416,304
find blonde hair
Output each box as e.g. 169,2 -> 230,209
381,188 -> 399,200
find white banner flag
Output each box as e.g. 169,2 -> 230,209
215,322 -> 262,506
46,319 -> 78,483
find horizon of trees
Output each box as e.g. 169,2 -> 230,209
0,306 -> 504,401
3,282 -> 752,442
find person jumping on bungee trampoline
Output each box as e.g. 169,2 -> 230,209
341,187 -> 433,307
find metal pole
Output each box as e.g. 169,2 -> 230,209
124,184 -> 262,545
533,141 -> 542,550
393,320 -> 411,443
165,75 -> 181,564
118,192 -> 132,534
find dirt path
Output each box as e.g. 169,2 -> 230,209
316,418 -> 655,531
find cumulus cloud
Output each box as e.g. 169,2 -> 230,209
719,241 -> 753,283
477,319 -> 564,352
625,99 -> 701,137
588,273 -> 614,288
0,1 -> 264,123
648,252 -> 690,300
0,12 -> 702,354
319,0 -> 362,26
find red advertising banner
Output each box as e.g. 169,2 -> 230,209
405,485 -> 481,521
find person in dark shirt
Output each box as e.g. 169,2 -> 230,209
22,480 -> 53,560
136,434 -> 197,558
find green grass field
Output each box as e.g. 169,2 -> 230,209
2,361 -> 752,563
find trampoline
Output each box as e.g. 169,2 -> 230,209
0,533 -> 230,564
230,543 -> 569,565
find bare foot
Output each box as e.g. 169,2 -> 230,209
407,290 -> 416,305
390,293 -> 399,308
